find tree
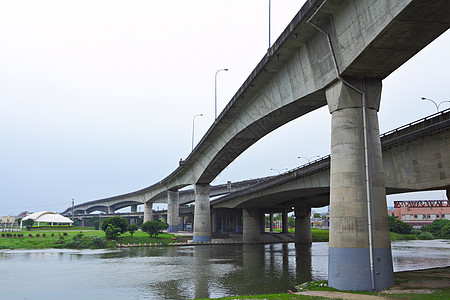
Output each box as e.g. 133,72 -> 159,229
441,223 -> 450,239
288,216 -> 295,228
100,217 -> 129,235
422,219 -> 450,238
128,224 -> 138,236
313,213 -> 322,218
141,220 -> 168,237
23,219 -> 34,231
92,217 -> 100,230
388,216 -> 412,234
105,224 -> 121,240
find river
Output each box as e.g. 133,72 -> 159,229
1,240 -> 449,300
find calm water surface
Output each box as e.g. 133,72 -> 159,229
1,240 -> 449,300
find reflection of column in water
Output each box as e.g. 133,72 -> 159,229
295,243 -> 312,284
243,244 -> 264,279
193,246 -> 212,299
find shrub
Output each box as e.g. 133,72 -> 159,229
411,229 -> 422,235
1,233 -> 5,238
51,233 -> 54,237
42,233 -> 46,238
105,224 -> 121,240
141,220 -> 168,237
441,224 -> 450,239
92,236 -> 106,248
128,224 -> 138,236
417,232 -> 434,240
63,232 -> 68,236
54,236 -> 65,245
101,217 -> 129,235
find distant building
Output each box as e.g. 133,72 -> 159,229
387,206 -> 394,216
394,200 -> 450,228
18,211 -> 32,219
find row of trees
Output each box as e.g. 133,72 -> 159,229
100,216 -> 168,240
388,215 -> 450,239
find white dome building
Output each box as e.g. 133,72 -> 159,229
20,211 -> 73,229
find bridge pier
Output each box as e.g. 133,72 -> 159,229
243,208 -> 260,243
167,190 -> 180,232
269,213 -> 274,232
143,201 -> 153,223
294,206 -> 312,244
193,184 -> 211,242
282,210 -> 288,233
326,78 -> 393,291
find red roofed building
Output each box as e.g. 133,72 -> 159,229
394,200 -> 450,228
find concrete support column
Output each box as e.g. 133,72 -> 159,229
282,210 -> 288,233
294,206 -> 312,244
130,205 -> 137,213
143,201 -> 153,223
269,213 -> 274,232
211,210 -> 218,233
235,210 -> 243,233
193,184 -> 211,242
259,211 -> 265,233
167,190 -> 180,232
107,207 -> 114,214
326,78 -> 393,291
243,208 -> 261,244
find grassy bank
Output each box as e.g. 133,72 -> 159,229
197,266 -> 450,299
0,227 -> 180,250
270,228 -> 329,242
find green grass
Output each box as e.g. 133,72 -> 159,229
389,232 -> 418,241
0,228 -> 181,250
196,294 -> 315,299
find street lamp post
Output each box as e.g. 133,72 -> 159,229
421,97 -> 450,113
215,68 -> 228,121
298,155 -> 320,164
270,168 -> 287,174
192,114 -> 203,150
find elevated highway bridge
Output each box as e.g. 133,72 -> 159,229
62,0 -> 449,291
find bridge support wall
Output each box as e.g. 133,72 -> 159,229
167,190 -> 180,232
326,78 -> 393,291
193,184 -> 211,242
295,206 -> 312,244
243,208 -> 261,244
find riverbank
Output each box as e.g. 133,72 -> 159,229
0,227 -> 329,249
199,266 -> 450,299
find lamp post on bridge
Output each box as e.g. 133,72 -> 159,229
421,97 -> 450,113
192,113 -> 203,151
298,155 -> 320,164
215,68 -> 228,121
270,168 -> 287,174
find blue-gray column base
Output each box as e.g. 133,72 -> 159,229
193,235 -> 211,243
329,247 -> 394,291
167,225 -> 178,233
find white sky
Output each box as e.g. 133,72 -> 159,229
1,1 -> 449,216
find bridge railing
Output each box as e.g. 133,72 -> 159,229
380,108 -> 450,142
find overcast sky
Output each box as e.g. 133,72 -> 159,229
1,1 -> 449,216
